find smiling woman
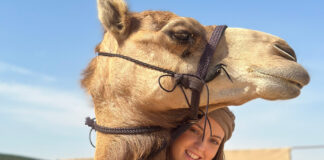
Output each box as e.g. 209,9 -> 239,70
170,107 -> 235,160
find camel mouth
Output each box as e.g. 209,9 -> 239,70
286,79 -> 303,88
255,69 -> 304,89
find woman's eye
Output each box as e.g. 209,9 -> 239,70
189,127 -> 200,135
209,138 -> 220,145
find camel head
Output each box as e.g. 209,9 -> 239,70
82,0 -> 310,112
81,0 -> 310,159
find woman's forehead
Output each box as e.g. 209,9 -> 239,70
196,117 -> 225,138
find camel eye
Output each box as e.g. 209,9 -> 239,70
170,30 -> 193,43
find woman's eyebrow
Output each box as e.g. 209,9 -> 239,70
193,124 -> 203,131
211,135 -> 222,140
194,124 -> 222,139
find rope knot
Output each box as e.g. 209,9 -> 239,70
175,74 -> 204,92
174,74 -> 189,88
85,117 -> 95,128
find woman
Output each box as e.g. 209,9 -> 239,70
170,107 -> 235,160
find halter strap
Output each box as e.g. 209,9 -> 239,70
85,117 -> 162,135
190,25 -> 227,120
170,25 -> 227,142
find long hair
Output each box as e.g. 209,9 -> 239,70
213,139 -> 225,160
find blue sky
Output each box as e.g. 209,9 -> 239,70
0,0 -> 323,159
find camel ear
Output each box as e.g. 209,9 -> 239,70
97,0 -> 130,41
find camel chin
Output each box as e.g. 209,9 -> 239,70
256,76 -> 302,100
252,64 -> 310,100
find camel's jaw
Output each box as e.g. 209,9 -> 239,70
250,64 -> 310,100
254,68 -> 307,89
200,62 -> 310,108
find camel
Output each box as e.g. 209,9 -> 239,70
81,0 -> 310,159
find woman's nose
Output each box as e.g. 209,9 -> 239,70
195,138 -> 208,151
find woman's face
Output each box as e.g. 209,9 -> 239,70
170,117 -> 225,160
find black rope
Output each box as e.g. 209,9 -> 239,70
201,83 -> 210,141
205,64 -> 233,83
158,73 -> 206,109
96,52 -> 232,142
85,117 -> 162,135
158,74 -> 192,108
89,128 -> 96,148
157,72 -> 213,141
158,74 -> 178,92
98,52 -> 176,75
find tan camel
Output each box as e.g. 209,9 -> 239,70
81,0 -> 310,159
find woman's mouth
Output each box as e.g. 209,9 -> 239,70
185,150 -> 201,160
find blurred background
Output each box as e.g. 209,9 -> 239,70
0,0 -> 323,159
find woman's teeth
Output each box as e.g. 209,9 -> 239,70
186,150 -> 200,159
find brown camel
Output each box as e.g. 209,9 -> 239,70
81,0 -> 310,159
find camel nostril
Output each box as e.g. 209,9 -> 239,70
273,43 -> 297,62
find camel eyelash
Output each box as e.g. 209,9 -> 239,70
168,30 -> 194,43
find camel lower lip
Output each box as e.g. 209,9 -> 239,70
287,79 -> 302,88
255,70 -> 303,89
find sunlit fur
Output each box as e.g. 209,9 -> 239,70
81,0 -> 310,159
